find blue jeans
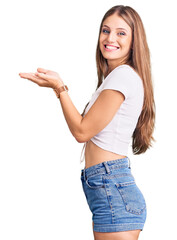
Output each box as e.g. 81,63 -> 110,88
81,157 -> 147,232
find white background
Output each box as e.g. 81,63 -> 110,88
0,0 -> 176,239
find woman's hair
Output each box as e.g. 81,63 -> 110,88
82,5 -> 156,155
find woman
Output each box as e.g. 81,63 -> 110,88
19,5 -> 155,240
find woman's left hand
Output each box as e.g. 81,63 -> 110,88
19,68 -> 64,89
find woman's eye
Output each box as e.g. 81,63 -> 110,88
118,32 -> 126,36
102,29 -> 109,34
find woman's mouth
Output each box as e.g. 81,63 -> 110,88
104,44 -> 120,52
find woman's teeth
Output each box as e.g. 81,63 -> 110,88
105,45 -> 119,50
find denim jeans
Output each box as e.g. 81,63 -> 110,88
81,157 -> 147,232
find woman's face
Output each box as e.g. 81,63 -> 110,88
99,13 -> 132,69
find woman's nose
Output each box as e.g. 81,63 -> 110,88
107,32 -> 116,42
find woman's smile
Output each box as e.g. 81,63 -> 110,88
104,44 -> 120,51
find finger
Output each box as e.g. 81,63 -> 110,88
19,72 -> 45,85
19,72 -> 34,79
37,68 -> 48,74
19,72 -> 40,79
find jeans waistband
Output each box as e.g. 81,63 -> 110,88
81,157 -> 130,180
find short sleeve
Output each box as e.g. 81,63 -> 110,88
101,65 -> 138,99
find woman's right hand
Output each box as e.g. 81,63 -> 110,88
19,68 -> 64,89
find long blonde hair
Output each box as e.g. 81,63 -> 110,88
82,5 -> 156,154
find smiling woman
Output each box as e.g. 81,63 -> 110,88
99,14 -> 132,72
19,4 -> 155,240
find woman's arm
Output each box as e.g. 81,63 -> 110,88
19,68 -> 125,143
59,88 -> 124,143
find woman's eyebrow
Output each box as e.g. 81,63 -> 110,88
102,25 -> 128,32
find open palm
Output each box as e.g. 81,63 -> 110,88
19,67 -> 64,89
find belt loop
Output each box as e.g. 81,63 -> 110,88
128,158 -> 131,168
103,161 -> 111,174
83,168 -> 86,181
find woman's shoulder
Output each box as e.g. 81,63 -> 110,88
105,64 -> 141,84
110,64 -> 140,78
102,64 -> 144,98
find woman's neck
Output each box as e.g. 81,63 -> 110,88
107,54 -> 132,74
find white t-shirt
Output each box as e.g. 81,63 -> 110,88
82,64 -> 144,157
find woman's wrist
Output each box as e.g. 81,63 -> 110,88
53,79 -> 64,89
53,84 -> 68,99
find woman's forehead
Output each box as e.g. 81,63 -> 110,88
102,14 -> 131,32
